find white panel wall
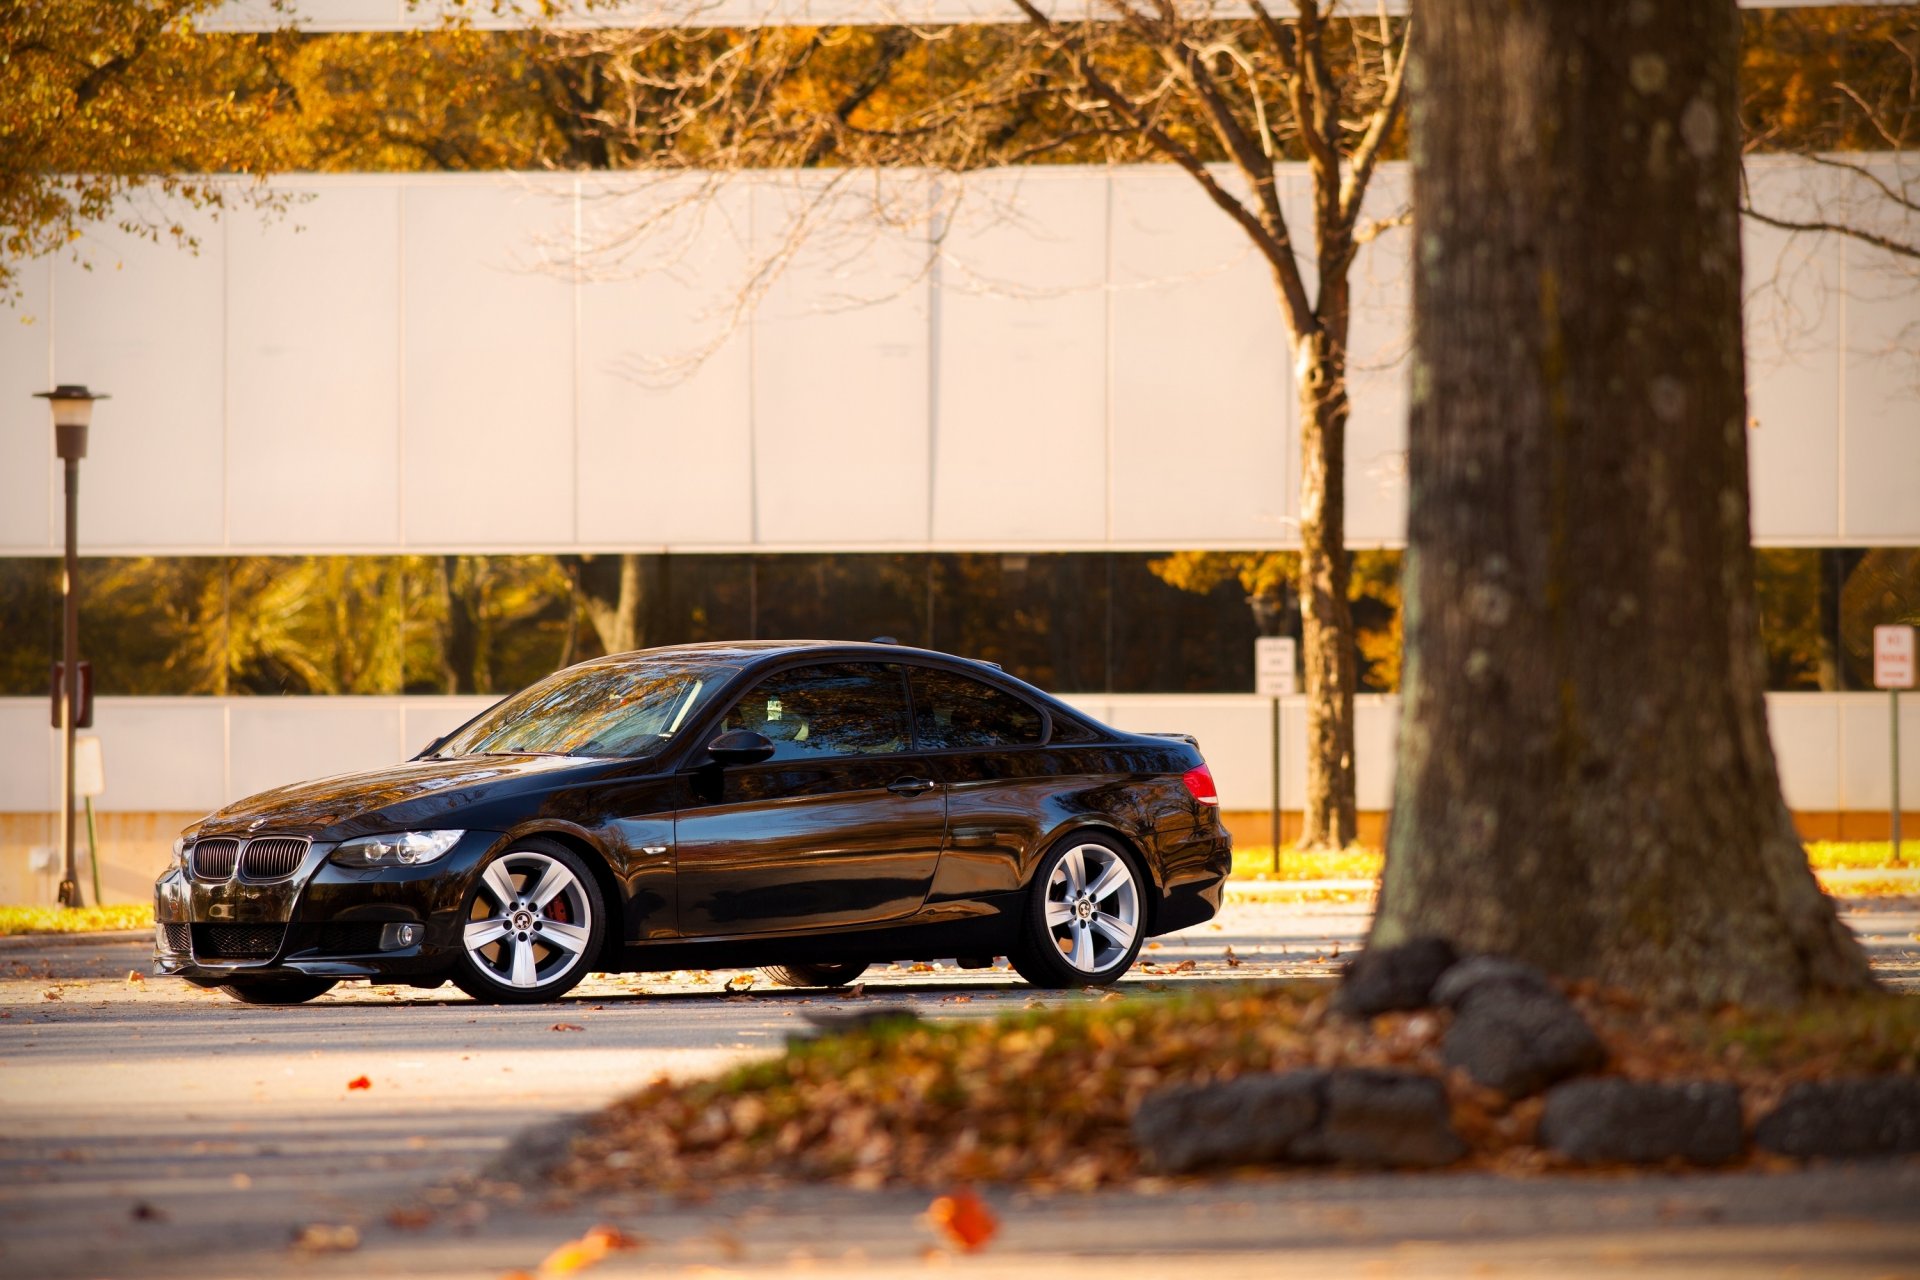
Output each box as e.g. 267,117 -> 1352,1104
0,260 -> 52,550
227,182 -> 403,547
7,692 -> 1905,818
934,170 -> 1110,544
575,176 -> 756,546
750,176 -> 932,545
1107,169 -> 1294,545
1743,164 -> 1843,540
402,178 -> 578,547
51,211 -> 227,550
6,162 -> 1916,555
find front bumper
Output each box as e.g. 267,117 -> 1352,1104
153,831 -> 501,983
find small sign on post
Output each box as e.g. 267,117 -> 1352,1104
1255,637 -> 1297,874
1875,625 -> 1914,867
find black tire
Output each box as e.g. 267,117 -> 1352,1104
759,961 -> 869,989
219,977 -> 337,1005
449,838 -> 607,1005
1010,832 -> 1149,989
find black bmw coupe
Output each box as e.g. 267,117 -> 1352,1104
154,641 -> 1230,1004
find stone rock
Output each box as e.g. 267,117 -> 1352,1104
1308,1069 -> 1467,1168
1442,981 -> 1606,1098
1333,937 -> 1460,1019
1537,1078 -> 1743,1165
1132,1071 -> 1322,1174
1133,1069 -> 1465,1173
1431,955 -> 1557,1010
1754,1077 -> 1920,1158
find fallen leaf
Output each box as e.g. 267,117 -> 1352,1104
840,982 -> 866,999
725,973 -> 756,992
125,969 -> 146,984
386,1206 -> 435,1230
130,1201 -> 167,1222
346,1075 -> 372,1091
41,987 -> 62,1001
1224,947 -> 1243,968
290,1223 -> 361,1254
926,1189 -> 998,1253
535,1223 -> 644,1275
550,1023 -> 587,1033
1170,959 -> 1197,974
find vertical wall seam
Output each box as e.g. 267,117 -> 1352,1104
927,177 -> 943,548
1103,167 -> 1116,544
572,174 -> 584,548
220,210 -> 231,551
746,178 -> 760,546
1835,231 -> 1847,542
395,185 -> 408,549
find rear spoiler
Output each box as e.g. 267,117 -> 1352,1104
1141,732 -> 1200,750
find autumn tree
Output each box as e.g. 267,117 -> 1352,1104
538,3 -> 1412,847
0,0 -> 297,296
1370,0 -> 1875,1006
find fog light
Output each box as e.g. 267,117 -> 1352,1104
379,923 -> 422,950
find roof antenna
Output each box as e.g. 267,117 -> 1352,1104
870,636 -> 900,645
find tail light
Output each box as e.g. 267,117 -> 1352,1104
1181,764 -> 1219,807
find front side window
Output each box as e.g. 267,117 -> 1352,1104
721,663 -> 911,761
909,667 -> 1045,750
434,658 -> 733,758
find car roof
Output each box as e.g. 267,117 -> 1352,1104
593,639 -> 993,669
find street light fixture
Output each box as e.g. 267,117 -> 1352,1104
33,384 -> 107,909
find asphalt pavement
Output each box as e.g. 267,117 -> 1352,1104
1,896 -> 1916,1279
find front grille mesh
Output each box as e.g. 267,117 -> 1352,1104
240,838 -> 308,880
192,839 -> 240,880
194,924 -> 285,960
161,923 -> 190,953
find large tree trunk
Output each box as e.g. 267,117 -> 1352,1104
572,553 -> 646,657
1297,326 -> 1359,850
1371,0 -> 1873,1006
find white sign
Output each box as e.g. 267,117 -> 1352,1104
1876,625 -> 1916,690
75,734 -> 105,798
1255,636 -> 1298,697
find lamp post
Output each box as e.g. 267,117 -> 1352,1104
33,385 -> 106,909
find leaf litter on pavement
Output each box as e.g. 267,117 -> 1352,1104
555,982 -> 1920,1194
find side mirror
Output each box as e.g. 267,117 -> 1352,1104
707,729 -> 775,766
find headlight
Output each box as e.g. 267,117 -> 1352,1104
331,830 -> 465,868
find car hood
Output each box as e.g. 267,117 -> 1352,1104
192,754 -> 613,840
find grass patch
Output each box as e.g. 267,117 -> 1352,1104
558,983 -> 1920,1194
1805,841 -> 1915,871
0,903 -> 153,936
1228,842 -> 1913,883
1231,845 -> 1383,881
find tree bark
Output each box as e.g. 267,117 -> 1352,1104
1371,0 -> 1874,1005
573,553 -> 646,657
1296,325 -> 1359,850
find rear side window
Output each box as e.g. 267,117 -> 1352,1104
909,668 -> 1045,750
721,663 -> 912,761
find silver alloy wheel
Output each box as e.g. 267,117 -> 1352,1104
1044,842 -> 1140,974
462,851 -> 594,990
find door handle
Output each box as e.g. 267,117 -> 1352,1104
888,777 -> 938,795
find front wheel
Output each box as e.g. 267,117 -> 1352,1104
1010,834 -> 1148,989
760,961 -> 869,989
219,977 -> 337,1005
450,839 -> 606,1005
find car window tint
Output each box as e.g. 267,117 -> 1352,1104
721,663 -> 911,761
909,668 -> 1045,749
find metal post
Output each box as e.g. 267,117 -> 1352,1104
1270,695 -> 1282,876
58,455 -> 81,908
1894,688 -> 1904,867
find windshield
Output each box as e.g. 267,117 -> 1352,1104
432,659 -> 737,759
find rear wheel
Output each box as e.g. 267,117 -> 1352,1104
759,961 -> 869,989
219,977 -> 337,1005
450,839 -> 606,1005
1010,834 -> 1147,989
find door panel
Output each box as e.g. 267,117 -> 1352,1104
674,663 -> 947,937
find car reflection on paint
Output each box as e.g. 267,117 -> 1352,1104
154,641 -> 1232,1004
